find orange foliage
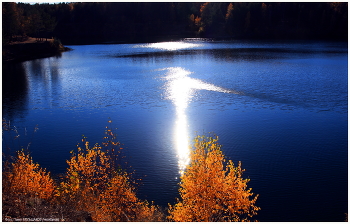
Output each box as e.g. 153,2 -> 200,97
4,150 -> 55,200
57,140 -> 110,215
200,2 -> 209,14
98,175 -> 162,221
3,119 -> 258,222
56,124 -> 163,221
226,3 -> 234,20
195,16 -> 201,26
168,135 -> 260,222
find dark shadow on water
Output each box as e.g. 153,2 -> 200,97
2,62 -> 29,120
111,47 -> 347,61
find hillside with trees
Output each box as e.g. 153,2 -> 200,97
3,2 -> 348,45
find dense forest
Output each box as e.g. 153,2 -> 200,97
2,2 -> 348,44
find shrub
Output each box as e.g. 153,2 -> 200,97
56,122 -> 164,221
3,120 -> 258,222
3,150 -> 55,200
2,150 -> 57,220
168,135 -> 260,222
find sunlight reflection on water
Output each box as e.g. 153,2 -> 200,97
160,67 -> 233,174
135,41 -> 202,51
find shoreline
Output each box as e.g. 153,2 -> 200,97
3,37 -> 71,63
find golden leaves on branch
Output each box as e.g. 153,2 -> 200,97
168,135 -> 260,222
3,122 -> 162,221
3,119 -> 259,222
4,150 -> 56,201
56,124 -> 162,222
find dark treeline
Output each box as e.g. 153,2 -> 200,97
3,2 -> 348,45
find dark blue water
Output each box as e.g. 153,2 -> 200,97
2,40 -> 347,221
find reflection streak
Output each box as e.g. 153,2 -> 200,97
135,41 -> 202,51
161,67 -> 233,174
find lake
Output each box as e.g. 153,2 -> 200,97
2,39 -> 347,221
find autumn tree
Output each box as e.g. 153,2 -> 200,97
2,120 -> 53,201
3,2 -> 347,44
56,122 -> 164,221
198,2 -> 228,36
168,135 -> 260,222
2,149 -> 56,219
3,150 -> 56,201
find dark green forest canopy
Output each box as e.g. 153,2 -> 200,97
3,2 -> 348,44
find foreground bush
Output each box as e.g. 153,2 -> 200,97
55,123 -> 164,221
2,150 -> 57,220
168,135 -> 260,222
3,150 -> 55,200
2,120 -> 164,221
57,137 -> 163,221
3,119 -> 259,221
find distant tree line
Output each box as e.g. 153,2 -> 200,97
3,2 -> 348,44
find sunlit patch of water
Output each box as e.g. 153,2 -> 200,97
134,41 -> 202,51
160,67 -> 235,174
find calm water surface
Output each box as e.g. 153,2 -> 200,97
3,40 -> 347,221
